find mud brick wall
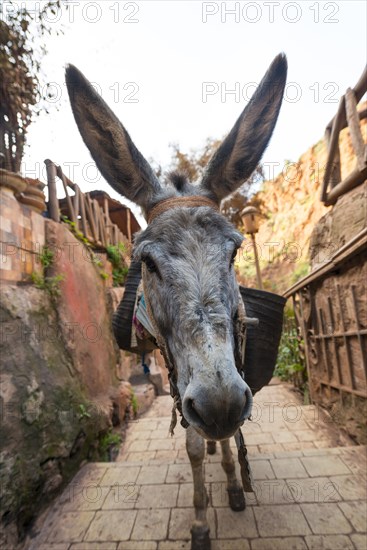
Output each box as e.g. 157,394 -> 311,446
0,188 -> 45,282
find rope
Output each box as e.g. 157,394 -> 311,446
147,196 -> 219,224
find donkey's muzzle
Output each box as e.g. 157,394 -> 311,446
182,379 -> 253,440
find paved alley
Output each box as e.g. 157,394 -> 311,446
28,382 -> 367,550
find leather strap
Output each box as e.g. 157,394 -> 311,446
147,196 -> 219,224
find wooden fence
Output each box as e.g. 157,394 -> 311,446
321,66 -> 367,205
45,159 -> 131,250
284,228 -> 367,404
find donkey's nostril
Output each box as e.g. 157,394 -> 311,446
240,386 -> 253,422
184,396 -> 213,428
190,399 -> 196,411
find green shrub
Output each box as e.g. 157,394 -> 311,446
275,311 -> 307,391
106,243 -> 129,286
31,246 -> 65,298
99,429 -> 122,462
291,261 -> 310,284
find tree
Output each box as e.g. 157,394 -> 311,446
0,0 -> 68,172
168,139 -> 264,228
168,138 -> 221,182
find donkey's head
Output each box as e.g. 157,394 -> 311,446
66,54 -> 287,440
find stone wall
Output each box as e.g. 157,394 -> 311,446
309,182 -> 367,270
0,188 -> 136,547
0,187 -> 44,283
293,181 -> 367,409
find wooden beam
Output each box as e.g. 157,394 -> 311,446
78,188 -> 89,240
325,125 -> 341,189
44,159 -> 59,222
321,96 -> 346,202
95,200 -> 108,247
59,170 -> 76,223
127,208 -> 132,243
73,186 -> 80,231
283,228 -> 367,298
325,165 -> 367,205
85,193 -> 98,243
345,87 -> 367,172
353,65 -> 367,102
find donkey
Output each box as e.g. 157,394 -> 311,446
65,54 -> 287,549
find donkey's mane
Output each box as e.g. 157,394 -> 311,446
167,171 -> 190,192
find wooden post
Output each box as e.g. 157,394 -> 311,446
73,186 -> 80,230
321,96 -> 346,203
59,170 -> 76,223
85,194 -> 98,244
345,87 -> 367,171
79,191 -> 89,240
44,159 -> 59,221
126,208 -> 132,243
251,233 -> 263,289
324,126 -> 341,189
325,166 -> 367,205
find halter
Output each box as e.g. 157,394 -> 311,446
142,196 -> 255,433
147,195 -> 219,224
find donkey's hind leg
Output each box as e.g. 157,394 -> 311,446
220,438 -> 246,511
186,425 -> 211,550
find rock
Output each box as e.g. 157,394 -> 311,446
237,118 -> 367,294
45,219 -> 119,397
0,219 -> 125,546
132,382 -> 156,416
110,381 -> 132,424
309,182 -> 367,271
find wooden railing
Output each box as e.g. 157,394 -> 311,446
321,66 -> 367,205
44,159 -> 130,249
284,229 -> 367,402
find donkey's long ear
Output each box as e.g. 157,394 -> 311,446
65,65 -> 161,212
200,54 -> 287,202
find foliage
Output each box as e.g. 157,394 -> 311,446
291,261 -> 310,284
31,271 -> 65,297
274,311 -> 307,391
106,243 -> 129,286
130,389 -> 139,418
168,138 -> 221,182
61,216 -> 92,246
78,403 -> 91,421
221,165 -> 265,227
38,246 -> 54,269
99,429 -> 122,462
0,0 -> 69,171
62,216 -> 128,285
31,246 -> 64,298
167,139 -> 264,228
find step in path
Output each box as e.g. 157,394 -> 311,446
28,382 -> 367,550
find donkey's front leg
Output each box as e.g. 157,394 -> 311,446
220,439 -> 246,511
186,425 -> 211,550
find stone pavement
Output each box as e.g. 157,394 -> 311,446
28,382 -> 367,550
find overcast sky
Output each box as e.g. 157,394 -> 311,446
8,0 -> 366,224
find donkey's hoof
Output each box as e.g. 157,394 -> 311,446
191,526 -> 211,550
228,487 -> 246,511
207,441 -> 216,455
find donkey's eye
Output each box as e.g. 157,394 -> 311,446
230,249 -> 238,267
142,255 -> 159,275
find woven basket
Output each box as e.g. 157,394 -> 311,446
112,261 -> 157,354
239,286 -> 286,394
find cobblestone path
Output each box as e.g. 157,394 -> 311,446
29,382 -> 367,549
